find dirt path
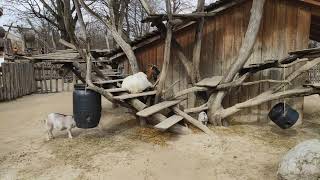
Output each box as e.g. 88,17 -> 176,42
0,92 -> 319,180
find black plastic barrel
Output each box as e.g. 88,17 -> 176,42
268,102 -> 299,129
73,84 -> 101,128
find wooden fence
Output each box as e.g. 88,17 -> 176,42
309,65 -> 320,83
34,62 -> 78,93
0,62 -> 37,101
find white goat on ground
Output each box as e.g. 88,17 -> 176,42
121,72 -> 152,93
198,111 -> 208,126
44,113 -> 76,140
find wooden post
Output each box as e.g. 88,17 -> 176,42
61,74 -> 65,92
11,63 -> 16,99
72,73 -> 76,89
42,64 -> 48,93
55,66 -> 59,92
9,63 -> 13,100
14,63 -> 18,98
18,63 -> 22,96
67,74 -> 70,91
24,63 -> 28,95
23,63 -> 26,96
50,65 -> 53,92
0,72 -> 2,101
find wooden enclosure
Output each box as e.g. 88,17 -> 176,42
115,0 -> 314,122
0,62 -> 37,101
0,61 -> 78,102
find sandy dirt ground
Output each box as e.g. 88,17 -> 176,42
0,92 -> 319,180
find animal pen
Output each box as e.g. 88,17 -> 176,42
1,0 -> 320,135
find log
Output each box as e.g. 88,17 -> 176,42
155,0 -> 173,102
184,104 -> 208,114
172,106 -> 213,135
137,99 -> 184,117
105,88 -> 128,93
174,86 -> 208,99
192,0 -> 205,81
208,0 -> 266,125
113,90 -> 157,100
93,79 -> 124,85
154,115 -> 184,131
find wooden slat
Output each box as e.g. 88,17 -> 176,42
50,66 -> 53,92
136,99 -> 184,117
154,115 -> 184,130
105,87 -> 128,93
93,79 -> 124,85
195,76 -> 223,87
113,90 -> 157,100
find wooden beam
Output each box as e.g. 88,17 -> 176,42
172,106 -> 213,135
137,99 -> 184,117
93,79 -> 124,85
154,115 -> 184,130
174,86 -> 208,99
113,90 -> 157,100
105,87 -> 128,93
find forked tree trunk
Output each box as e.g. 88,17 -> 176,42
208,0 -> 266,125
192,0 -> 205,82
155,0 -> 173,102
79,0 -> 140,74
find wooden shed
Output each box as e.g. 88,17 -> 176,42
110,0 -> 320,122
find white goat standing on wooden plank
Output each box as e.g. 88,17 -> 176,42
121,72 -> 152,93
45,113 -> 76,140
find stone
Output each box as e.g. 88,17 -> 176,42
277,139 -> 320,180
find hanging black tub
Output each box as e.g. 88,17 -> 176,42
73,84 -> 101,128
268,102 -> 299,129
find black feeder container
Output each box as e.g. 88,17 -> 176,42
73,84 -> 101,128
268,102 -> 299,129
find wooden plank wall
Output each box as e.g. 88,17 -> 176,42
0,62 -> 37,102
118,0 -> 311,121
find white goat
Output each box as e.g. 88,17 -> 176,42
198,111 -> 208,126
45,113 -> 76,140
121,72 -> 152,93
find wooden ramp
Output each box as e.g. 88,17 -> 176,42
154,115 -> 184,130
93,79 -> 124,85
105,88 -> 128,93
136,99 -> 184,117
113,90 -> 157,100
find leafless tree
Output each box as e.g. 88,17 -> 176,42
5,0 -> 78,42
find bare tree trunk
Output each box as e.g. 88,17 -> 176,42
155,0 -> 173,102
80,0 -> 140,73
192,0 -> 205,82
208,0 -> 266,125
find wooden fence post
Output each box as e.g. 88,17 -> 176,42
61,74 -> 64,92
